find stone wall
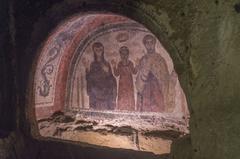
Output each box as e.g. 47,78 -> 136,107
188,0 -> 240,158
1,0 -> 240,159
0,0 -> 16,134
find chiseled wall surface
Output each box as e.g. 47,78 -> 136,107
1,0 -> 240,159
188,1 -> 240,159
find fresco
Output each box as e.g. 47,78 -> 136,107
34,15 -> 90,107
36,14 -> 189,154
34,14 -> 130,110
66,25 -> 187,114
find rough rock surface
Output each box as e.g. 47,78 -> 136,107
38,111 -> 188,155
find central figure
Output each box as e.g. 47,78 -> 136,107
86,42 -> 117,110
112,46 -> 137,111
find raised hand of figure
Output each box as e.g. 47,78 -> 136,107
82,57 -> 90,71
102,64 -> 109,73
135,58 -> 141,68
111,59 -> 117,68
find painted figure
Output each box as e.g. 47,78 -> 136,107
84,42 -> 117,110
112,46 -> 137,111
136,35 -> 170,112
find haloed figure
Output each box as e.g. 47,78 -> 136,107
112,46 -> 137,111
85,42 -> 117,110
136,34 -> 169,112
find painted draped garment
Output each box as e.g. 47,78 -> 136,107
136,53 -> 169,112
114,61 -> 137,111
86,61 -> 117,110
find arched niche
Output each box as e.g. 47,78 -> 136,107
32,12 -> 189,155
34,13 -> 131,118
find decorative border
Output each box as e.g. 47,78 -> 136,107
34,15 -> 94,107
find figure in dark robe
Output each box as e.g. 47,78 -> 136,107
85,42 -> 117,110
136,35 -> 170,112
112,46 -> 137,111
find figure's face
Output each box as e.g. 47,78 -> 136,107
93,46 -> 104,58
144,39 -> 155,53
120,51 -> 129,60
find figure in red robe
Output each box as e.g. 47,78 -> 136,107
112,46 -> 137,111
